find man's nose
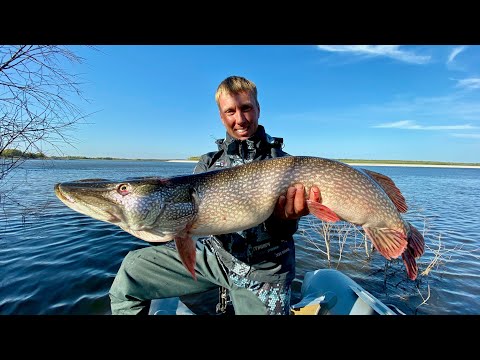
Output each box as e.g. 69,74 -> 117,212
235,111 -> 247,124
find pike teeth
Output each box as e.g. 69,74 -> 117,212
64,193 -> 76,203
56,187 -> 76,204
105,211 -> 121,223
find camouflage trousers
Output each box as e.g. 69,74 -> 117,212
109,239 -> 293,315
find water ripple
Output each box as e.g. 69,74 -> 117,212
1,160 -> 479,315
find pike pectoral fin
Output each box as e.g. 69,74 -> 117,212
174,236 -> 197,280
363,227 -> 408,260
306,200 -> 340,222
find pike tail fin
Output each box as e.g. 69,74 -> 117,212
401,222 -> 425,280
364,222 -> 425,280
174,236 -> 197,280
406,221 -> 425,258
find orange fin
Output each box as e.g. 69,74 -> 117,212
363,226 -> 407,260
306,200 -> 340,222
401,249 -> 418,280
407,222 -> 425,258
362,169 -> 408,213
398,222 -> 426,280
174,236 -> 197,280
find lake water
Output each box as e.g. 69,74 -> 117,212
0,159 -> 479,315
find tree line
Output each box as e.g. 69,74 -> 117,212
1,149 -> 46,159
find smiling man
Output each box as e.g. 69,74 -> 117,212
109,75 -> 320,315
217,79 -> 260,140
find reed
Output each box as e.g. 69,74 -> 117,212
298,210 -> 450,314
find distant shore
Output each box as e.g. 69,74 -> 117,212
165,159 -> 480,169
342,162 -> 480,169
36,157 -> 480,169
165,159 -> 198,163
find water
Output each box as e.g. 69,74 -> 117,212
1,159 -> 479,315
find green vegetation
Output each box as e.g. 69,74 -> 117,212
1,149 -> 46,159
4,149 -> 478,167
48,155 -> 121,160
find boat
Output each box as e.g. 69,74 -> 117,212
149,268 -> 405,315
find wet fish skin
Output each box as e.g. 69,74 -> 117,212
54,156 -> 425,280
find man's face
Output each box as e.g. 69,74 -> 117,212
218,91 -> 259,140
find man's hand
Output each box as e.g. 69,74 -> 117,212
273,184 -> 321,220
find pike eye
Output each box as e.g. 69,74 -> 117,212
117,184 -> 129,195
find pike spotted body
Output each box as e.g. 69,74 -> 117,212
54,156 -> 424,280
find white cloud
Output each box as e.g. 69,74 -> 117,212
363,92 -> 480,122
455,78 -> 480,90
373,120 -> 476,130
451,133 -> 480,138
447,46 -> 466,64
316,45 -> 431,64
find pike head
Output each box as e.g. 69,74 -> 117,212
54,177 -> 197,243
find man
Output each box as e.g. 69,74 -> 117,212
109,75 -> 320,315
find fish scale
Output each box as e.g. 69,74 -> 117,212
54,156 -> 425,280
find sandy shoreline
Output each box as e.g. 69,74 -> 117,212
166,160 -> 198,163
166,159 -> 480,169
344,163 -> 480,169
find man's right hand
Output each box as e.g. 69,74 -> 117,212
273,184 -> 321,220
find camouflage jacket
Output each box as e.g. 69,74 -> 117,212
194,125 -> 297,283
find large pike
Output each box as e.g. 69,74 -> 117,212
54,156 -> 424,280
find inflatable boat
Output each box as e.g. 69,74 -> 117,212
149,268 -> 405,315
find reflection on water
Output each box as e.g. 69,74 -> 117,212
1,159 -> 479,315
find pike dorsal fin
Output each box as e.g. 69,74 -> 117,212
362,169 -> 408,213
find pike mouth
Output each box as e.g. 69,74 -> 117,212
54,184 -> 76,204
104,211 -> 122,223
54,183 -> 122,224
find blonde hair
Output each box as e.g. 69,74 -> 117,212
215,75 -> 259,108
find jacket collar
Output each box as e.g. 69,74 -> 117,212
216,125 -> 277,156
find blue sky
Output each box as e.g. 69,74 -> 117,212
59,45 -> 480,163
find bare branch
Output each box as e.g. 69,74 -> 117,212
0,45 -> 93,218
